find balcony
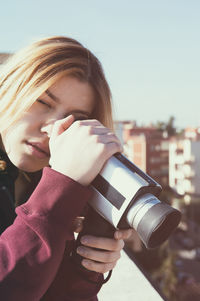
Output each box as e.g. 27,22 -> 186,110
183,165 -> 195,179
176,149 -> 184,155
184,172 -> 195,179
184,156 -> 195,164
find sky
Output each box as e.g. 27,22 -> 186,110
0,0 -> 200,130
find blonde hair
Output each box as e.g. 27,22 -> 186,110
0,36 -> 113,132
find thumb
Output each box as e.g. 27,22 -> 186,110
50,115 -> 75,139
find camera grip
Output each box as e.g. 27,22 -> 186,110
72,205 -> 116,268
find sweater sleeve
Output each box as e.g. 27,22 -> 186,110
0,167 -> 103,301
41,240 -> 104,301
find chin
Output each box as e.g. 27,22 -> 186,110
19,165 -> 44,173
18,161 -> 46,173
9,154 -> 46,172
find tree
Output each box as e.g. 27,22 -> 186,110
166,116 -> 176,136
155,116 -> 176,136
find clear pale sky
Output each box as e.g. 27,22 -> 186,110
0,0 -> 199,129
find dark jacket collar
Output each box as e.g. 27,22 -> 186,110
0,149 -> 19,181
0,148 -> 19,200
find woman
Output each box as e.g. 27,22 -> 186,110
0,36 -> 132,300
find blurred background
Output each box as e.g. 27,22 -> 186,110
1,1 -> 200,300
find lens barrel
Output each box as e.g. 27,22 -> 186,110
127,193 -> 181,248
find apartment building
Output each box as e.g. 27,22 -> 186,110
120,122 -> 169,187
169,129 -> 200,201
115,122 -> 200,201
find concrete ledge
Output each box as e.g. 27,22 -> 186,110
98,250 -> 164,301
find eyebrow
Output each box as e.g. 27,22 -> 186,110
45,89 -> 92,118
45,89 -> 60,103
67,110 -> 91,118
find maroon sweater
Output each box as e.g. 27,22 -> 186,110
0,167 -> 104,300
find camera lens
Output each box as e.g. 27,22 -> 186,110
126,193 -> 181,248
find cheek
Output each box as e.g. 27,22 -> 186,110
2,121 -> 30,152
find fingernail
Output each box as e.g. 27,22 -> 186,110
115,232 -> 122,239
80,236 -> 89,244
77,247 -> 85,255
82,259 -> 90,267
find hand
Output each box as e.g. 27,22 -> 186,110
76,229 -> 133,273
49,115 -> 122,186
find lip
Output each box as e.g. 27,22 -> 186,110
26,141 -> 50,159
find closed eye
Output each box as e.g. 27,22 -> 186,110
37,99 -> 51,109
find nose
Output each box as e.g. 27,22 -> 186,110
40,121 -> 55,138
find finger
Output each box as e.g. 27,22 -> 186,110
81,259 -> 116,273
77,246 -> 120,263
80,235 -> 124,251
101,141 -> 123,159
72,216 -> 85,233
114,229 -> 133,240
87,125 -> 111,135
50,114 -> 75,139
74,120 -> 110,135
74,119 -> 102,127
93,132 -> 121,144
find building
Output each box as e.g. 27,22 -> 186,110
169,134 -> 200,201
122,122 -> 169,187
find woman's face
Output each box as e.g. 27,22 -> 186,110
1,76 -> 95,172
